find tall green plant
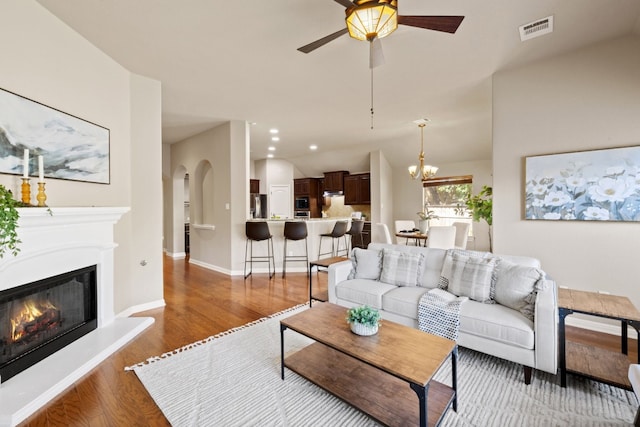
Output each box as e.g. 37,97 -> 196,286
0,184 -> 21,258
466,185 -> 492,226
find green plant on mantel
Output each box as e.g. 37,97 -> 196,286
0,184 -> 21,258
346,305 -> 381,327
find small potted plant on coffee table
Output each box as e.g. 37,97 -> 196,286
346,305 -> 381,336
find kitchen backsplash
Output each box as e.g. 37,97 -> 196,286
322,196 -> 371,220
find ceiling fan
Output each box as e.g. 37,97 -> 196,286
297,0 -> 464,62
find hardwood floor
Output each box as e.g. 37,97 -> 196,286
19,256 -> 639,426
20,257 -> 316,426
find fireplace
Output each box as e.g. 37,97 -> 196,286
0,265 -> 97,383
0,207 -> 154,427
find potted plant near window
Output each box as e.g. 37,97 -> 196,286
0,184 -> 21,258
346,305 -> 381,336
463,185 -> 493,251
416,207 -> 438,234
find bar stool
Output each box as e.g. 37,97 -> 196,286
318,220 -> 349,259
346,219 -> 365,254
244,221 -> 275,279
282,221 -> 309,277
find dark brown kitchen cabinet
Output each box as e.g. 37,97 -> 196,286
294,177 -> 322,218
323,171 -> 348,193
250,179 -> 260,194
294,178 -> 311,195
344,173 -> 370,205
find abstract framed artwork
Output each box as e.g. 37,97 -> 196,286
525,146 -> 640,221
0,87 -> 110,184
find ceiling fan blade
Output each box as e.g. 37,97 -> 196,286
369,37 -> 385,69
334,0 -> 354,7
297,28 -> 349,53
398,15 -> 465,34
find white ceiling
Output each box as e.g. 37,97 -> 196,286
37,0 -> 640,177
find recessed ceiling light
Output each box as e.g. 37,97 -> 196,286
271,136 -> 280,142
268,146 -> 276,151
267,154 -> 274,158
309,145 -> 318,150
269,128 -> 279,134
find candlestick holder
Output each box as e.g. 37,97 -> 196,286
36,182 -> 47,207
21,178 -> 31,205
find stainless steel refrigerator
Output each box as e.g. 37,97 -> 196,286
250,194 -> 267,219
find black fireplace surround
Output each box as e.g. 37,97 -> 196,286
0,265 -> 97,383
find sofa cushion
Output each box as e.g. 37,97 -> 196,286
367,243 -> 447,289
347,248 -> 383,280
494,259 -> 544,321
379,249 -> 424,287
459,300 -> 534,349
382,286 -> 429,320
335,279 -> 397,309
442,253 -> 497,303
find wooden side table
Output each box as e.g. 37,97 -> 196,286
558,288 -> 640,389
308,256 -> 349,307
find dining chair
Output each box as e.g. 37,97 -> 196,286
426,226 -> 456,249
375,223 -> 393,244
451,221 -> 471,249
394,220 -> 417,245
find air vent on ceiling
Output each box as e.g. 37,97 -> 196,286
519,15 -> 554,41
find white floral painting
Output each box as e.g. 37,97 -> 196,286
525,146 -> 640,221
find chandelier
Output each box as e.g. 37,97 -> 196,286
345,0 -> 398,42
408,122 -> 438,181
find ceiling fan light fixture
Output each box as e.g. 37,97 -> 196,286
346,0 -> 398,42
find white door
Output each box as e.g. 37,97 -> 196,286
269,184 -> 291,219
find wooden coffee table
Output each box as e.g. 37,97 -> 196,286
280,303 -> 457,427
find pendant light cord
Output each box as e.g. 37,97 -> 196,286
370,68 -> 374,129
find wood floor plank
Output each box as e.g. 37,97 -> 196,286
17,257 -> 637,426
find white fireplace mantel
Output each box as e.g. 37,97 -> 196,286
0,206 -> 154,427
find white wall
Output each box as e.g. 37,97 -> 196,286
370,150 -> 393,242
493,35 -> 640,309
0,2 -> 163,315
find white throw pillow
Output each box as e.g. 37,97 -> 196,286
347,248 -> 382,280
441,252 -> 497,303
379,249 -> 424,287
494,259 -> 544,321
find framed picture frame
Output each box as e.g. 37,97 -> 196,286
525,146 -> 640,221
0,87 -> 110,184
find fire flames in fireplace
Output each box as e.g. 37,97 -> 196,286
11,299 -> 61,344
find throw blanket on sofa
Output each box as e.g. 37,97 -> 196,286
418,288 -> 468,341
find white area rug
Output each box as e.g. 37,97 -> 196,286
126,305 -> 637,426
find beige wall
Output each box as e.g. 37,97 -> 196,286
169,121 -> 249,274
0,2 -> 164,315
493,35 -> 640,310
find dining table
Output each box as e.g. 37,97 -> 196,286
394,231 -> 428,247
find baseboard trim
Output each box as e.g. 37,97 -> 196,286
566,316 -> 638,340
117,299 -> 166,318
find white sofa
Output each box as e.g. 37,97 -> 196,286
328,243 -> 558,384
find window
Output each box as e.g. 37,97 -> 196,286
422,175 -> 473,234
